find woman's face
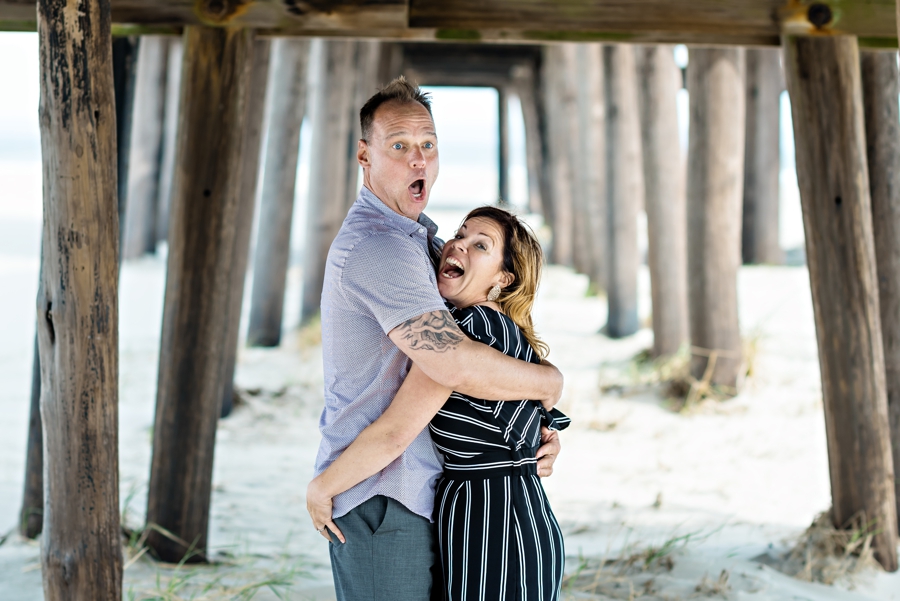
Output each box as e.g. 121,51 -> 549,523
438,217 -> 512,308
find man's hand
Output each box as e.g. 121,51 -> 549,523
306,477 -> 345,543
536,426 -> 561,478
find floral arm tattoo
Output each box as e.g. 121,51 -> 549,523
395,311 -> 465,353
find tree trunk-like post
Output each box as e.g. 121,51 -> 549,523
742,47 -> 782,265
511,64 -> 545,217
220,39 -> 272,418
861,49 -> 900,538
156,36 -> 183,245
36,0 -> 122,595
574,43 -> 607,293
146,26 -> 255,563
346,41 -> 383,211
541,45 -> 576,267
18,335 -> 42,539
300,40 -> 357,325
604,44 -> 643,338
637,45 -> 688,357
498,86 -> 509,204
784,34 -> 898,570
686,48 -> 745,386
122,36 -> 168,260
246,39 -> 310,347
112,36 -> 138,239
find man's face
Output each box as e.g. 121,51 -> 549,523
359,100 -> 439,221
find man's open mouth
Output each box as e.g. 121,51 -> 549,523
441,256 -> 465,279
409,179 -> 425,199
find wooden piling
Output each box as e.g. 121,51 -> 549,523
784,34 -> 898,570
300,40 -> 357,325
18,334 -> 42,539
346,41 -> 383,211
498,86 -> 509,203
220,39 -> 272,418
861,48 -> 900,538
574,43 -> 608,292
112,36 -> 138,236
510,64 -> 545,217
742,47 -> 782,265
246,39 -> 310,347
36,0 -> 122,594
122,35 -> 168,259
146,26 -> 255,563
604,44 -> 642,338
686,48 -> 745,386
637,45 -> 688,357
156,37 -> 183,245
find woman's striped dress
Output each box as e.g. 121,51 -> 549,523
430,303 -> 571,601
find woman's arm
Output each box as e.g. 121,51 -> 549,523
307,364 -> 451,542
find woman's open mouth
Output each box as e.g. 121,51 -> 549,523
440,256 -> 465,279
408,179 -> 425,200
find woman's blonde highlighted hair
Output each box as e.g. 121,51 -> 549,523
462,206 -> 549,359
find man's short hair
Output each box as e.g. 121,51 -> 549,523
360,76 -> 433,142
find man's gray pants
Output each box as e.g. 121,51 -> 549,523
328,495 -> 435,601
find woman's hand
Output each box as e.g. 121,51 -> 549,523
306,477 -> 345,543
536,426 -> 561,478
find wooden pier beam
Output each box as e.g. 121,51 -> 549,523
510,64 -> 545,217
246,39 -> 310,347
220,38 -> 272,418
36,0 -> 122,594
498,85 -> 509,203
346,41 -> 383,211
122,35 -> 168,259
637,45 -> 688,357
861,48 -> 900,537
300,40 -> 357,325
784,34 -> 898,570
604,44 -> 642,338
146,26 -> 255,563
742,47 -> 782,265
112,36 -> 138,236
18,335 -> 42,539
686,48 -> 745,386
155,36 -> 183,245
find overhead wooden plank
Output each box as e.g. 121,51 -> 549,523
2,0 -> 898,47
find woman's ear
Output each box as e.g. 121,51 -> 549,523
499,271 -> 514,289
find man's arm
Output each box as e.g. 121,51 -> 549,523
388,310 -> 563,408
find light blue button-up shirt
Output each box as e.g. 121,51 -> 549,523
314,186 -> 447,521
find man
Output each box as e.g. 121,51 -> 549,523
308,77 -> 564,601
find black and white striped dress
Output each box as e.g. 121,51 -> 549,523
430,303 -> 571,601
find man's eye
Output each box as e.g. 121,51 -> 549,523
392,143 -> 403,150
424,142 -> 434,149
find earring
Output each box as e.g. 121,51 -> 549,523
487,285 -> 501,302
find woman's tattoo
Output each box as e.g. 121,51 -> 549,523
396,311 -> 465,352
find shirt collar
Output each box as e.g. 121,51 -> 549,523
357,185 -> 437,239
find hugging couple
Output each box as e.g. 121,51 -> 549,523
306,77 -> 570,601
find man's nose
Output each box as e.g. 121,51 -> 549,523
409,147 -> 426,168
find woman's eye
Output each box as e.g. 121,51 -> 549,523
453,234 -> 463,240
476,243 -> 486,250
392,143 -> 403,150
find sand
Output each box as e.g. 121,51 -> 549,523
1,213 -> 900,599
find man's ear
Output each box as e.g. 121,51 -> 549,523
357,139 -> 370,167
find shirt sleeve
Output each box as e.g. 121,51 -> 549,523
340,231 -> 449,335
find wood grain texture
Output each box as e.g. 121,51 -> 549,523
637,45 -> 688,357
146,26 -> 255,563
742,47 -> 782,265
246,38 -> 310,346
686,47 -> 744,387
604,44 -> 641,338
300,39 -> 356,324
861,48 -> 900,537
36,0 -> 123,594
220,38 -> 272,418
783,34 -> 898,569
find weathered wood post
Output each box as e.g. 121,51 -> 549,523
112,36 -> 138,227
156,37 -> 183,245
604,44 -> 642,338
498,85 -> 509,203
345,41 -> 382,211
686,48 -> 745,386
300,40 -> 357,325
510,64 -> 546,217
784,34 -> 898,570
146,26 -> 255,563
122,36 -> 168,259
861,48 -> 900,537
18,335 -> 42,539
246,39 -> 310,347
541,45 -> 576,268
36,0 -> 122,594
742,47 -> 782,265
574,43 -> 607,293
637,45 -> 688,357
220,39 -> 272,418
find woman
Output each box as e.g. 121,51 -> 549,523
309,206 -> 569,600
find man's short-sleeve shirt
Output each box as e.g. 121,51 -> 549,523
314,186 -> 448,520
